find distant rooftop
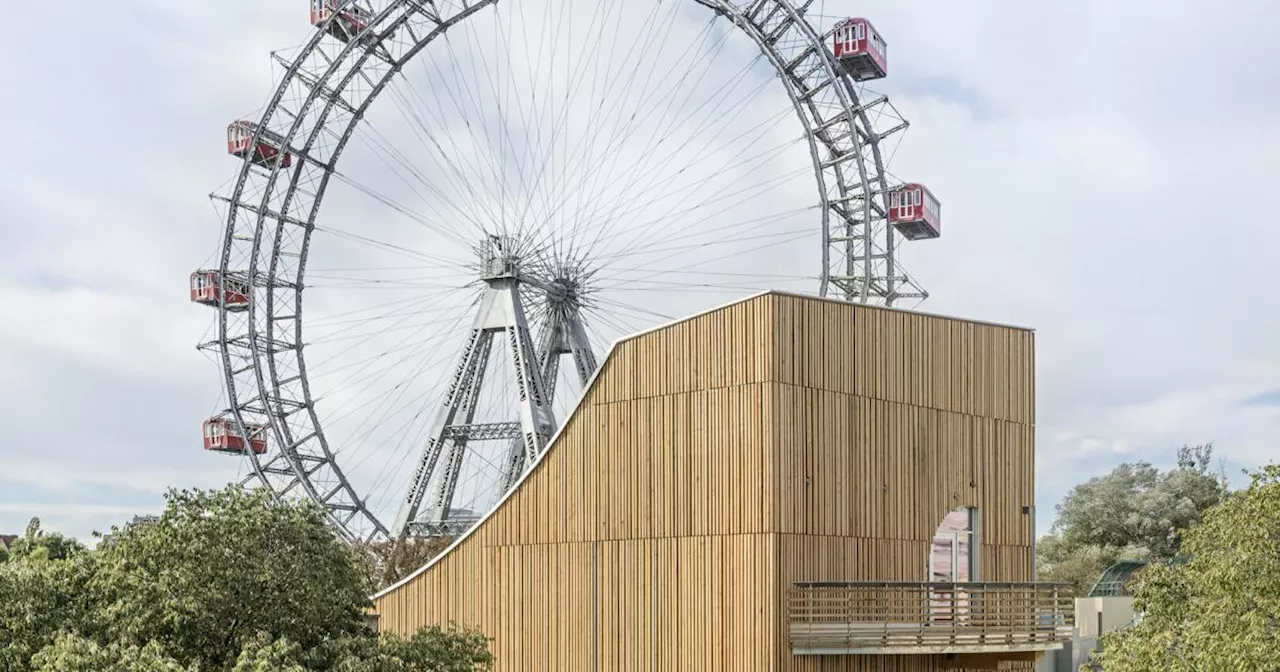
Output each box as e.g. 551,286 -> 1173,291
100,515 -> 161,548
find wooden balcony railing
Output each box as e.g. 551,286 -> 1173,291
788,581 -> 1074,655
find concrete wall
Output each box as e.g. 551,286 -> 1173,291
1075,597 -> 1136,637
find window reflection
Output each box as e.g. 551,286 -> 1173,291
931,508 -> 974,582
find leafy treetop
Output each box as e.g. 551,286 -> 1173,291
1036,443 -> 1227,596
1098,465 -> 1280,670
0,485 -> 493,672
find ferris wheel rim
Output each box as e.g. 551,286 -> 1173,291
213,0 -> 901,542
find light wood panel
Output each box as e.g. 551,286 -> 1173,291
374,292 -> 1036,671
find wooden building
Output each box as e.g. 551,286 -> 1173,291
372,291 -> 1071,670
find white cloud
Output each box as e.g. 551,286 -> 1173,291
1,0 -> 1279,541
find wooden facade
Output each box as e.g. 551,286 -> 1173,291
373,292 -> 1039,671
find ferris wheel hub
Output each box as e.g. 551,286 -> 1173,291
545,276 -> 583,307
478,234 -> 524,281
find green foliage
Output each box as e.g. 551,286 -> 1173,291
378,625 -> 495,672
30,633 -> 194,672
353,537 -> 453,592
299,625 -> 493,672
4,517 -> 86,563
1036,534 -> 1130,598
0,485 -> 493,672
1036,443 -> 1226,595
92,487 -> 371,669
0,540 -> 100,668
229,634 -> 307,672
1098,465 -> 1280,670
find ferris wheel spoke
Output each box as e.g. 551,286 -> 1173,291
307,297 -> 479,398
378,75 -> 497,236
307,330 -> 464,391
580,304 -> 654,343
565,127 -> 807,264
587,298 -> 676,325
548,54 -> 744,256
542,0 -> 675,178
570,58 -> 773,241
597,267 -> 815,284
335,125 -> 486,243
518,0 -> 688,249
305,290 -> 460,328
315,224 -> 474,270
308,292 -> 478,366
316,314 -> 474,436
334,357 -> 451,459
323,376 -> 454,505
430,39 -> 520,234
349,122 -> 489,241
589,192 -> 812,271
547,3 -> 705,238
306,278 -> 473,290
594,192 -> 806,271
306,269 -> 473,284
306,290 -> 471,335
598,108 -> 799,235
501,0 -> 563,239
592,227 -> 816,289
538,87 -> 801,262
563,53 -> 783,260
600,211 -> 808,268
609,277 -> 812,292
362,397 -> 438,503
457,12 -> 522,235
506,1 -> 627,254
309,340 -> 470,423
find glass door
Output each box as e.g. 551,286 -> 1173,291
929,508 -> 976,623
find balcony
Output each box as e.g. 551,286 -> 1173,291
788,581 -> 1074,657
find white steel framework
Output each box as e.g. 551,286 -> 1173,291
201,0 -> 933,542
394,236 -> 599,536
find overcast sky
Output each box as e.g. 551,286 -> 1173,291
2,0 -> 1279,542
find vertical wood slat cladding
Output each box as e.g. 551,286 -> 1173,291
374,292 -> 1036,671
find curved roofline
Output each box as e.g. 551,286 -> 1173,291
372,289 -> 1030,599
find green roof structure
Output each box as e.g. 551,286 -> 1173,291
1087,560 -> 1148,597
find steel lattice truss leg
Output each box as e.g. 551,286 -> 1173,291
393,275 -> 555,537
499,300 -> 597,493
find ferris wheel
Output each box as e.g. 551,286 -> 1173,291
192,0 -> 941,542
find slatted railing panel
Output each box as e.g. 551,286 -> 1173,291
788,581 -> 1074,653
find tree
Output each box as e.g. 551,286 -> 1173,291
1036,443 -> 1226,595
377,626 -> 494,672
30,634 -> 193,672
1097,465 -> 1280,670
92,487 -> 372,669
354,536 -> 453,591
229,634 -> 307,672
4,517 -> 86,563
0,542 -> 100,670
0,485 -> 493,672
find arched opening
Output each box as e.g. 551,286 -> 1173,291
928,507 -> 978,623
929,507 -> 977,582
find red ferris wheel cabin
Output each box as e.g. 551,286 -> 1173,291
203,418 -> 268,456
310,0 -> 376,43
190,270 -> 250,312
833,18 -> 887,82
227,121 -> 293,169
888,183 -> 942,241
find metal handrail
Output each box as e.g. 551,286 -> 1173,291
794,580 -> 1073,589
788,581 -> 1075,654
